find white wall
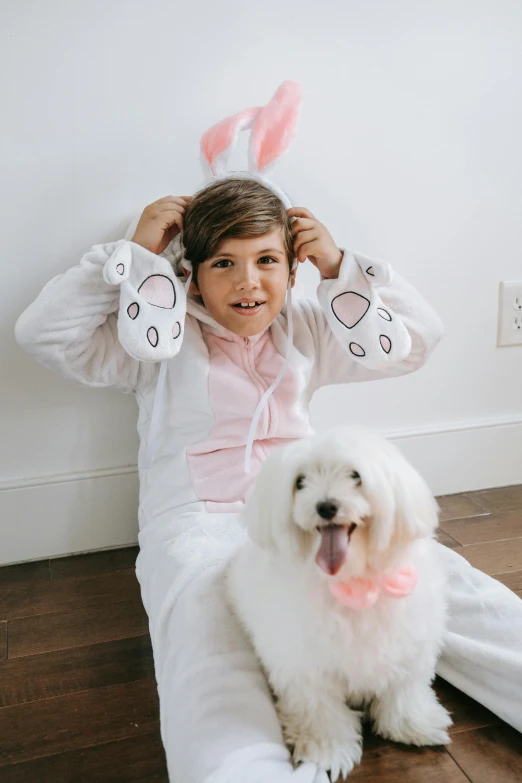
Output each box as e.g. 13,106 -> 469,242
2,0 -> 522,564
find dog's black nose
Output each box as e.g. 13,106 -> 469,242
316,500 -> 339,520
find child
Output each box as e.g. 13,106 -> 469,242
15,176 -> 522,782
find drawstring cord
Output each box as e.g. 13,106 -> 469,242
244,275 -> 294,474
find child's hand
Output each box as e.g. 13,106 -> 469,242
288,207 -> 343,278
131,196 -> 192,256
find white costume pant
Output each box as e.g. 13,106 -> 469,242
136,511 -> 522,783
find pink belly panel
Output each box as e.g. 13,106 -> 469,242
186,330 -> 310,508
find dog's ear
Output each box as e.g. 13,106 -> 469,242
366,442 -> 439,553
243,445 -> 309,557
392,451 -> 439,542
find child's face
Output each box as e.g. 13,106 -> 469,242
190,229 -> 296,337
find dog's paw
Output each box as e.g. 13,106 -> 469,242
292,732 -> 362,780
376,699 -> 452,747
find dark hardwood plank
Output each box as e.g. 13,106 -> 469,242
471,485 -> 522,515
458,537 -> 522,576
346,735 -> 468,782
0,679 -> 160,767
0,732 -> 168,783
436,529 -> 462,551
441,511 -> 522,547
436,493 -> 489,522
434,677 -> 498,734
8,601 -> 148,658
0,621 -> 6,659
50,547 -> 138,579
0,635 -> 154,707
495,570 -> 522,596
0,568 -> 141,621
0,559 -> 51,585
447,724 -> 522,783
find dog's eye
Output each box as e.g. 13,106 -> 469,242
295,474 -> 305,490
351,470 -> 361,482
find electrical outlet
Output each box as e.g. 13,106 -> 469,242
498,281 -> 522,346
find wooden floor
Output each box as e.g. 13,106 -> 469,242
0,489 -> 521,782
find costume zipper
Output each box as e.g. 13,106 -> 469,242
243,337 -> 273,434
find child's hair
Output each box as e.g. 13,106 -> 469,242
182,178 -> 294,284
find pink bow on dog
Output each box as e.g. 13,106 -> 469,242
329,565 -> 418,610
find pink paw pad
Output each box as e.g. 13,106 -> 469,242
147,327 -> 159,347
380,335 -> 392,354
127,303 -> 139,320
331,292 -> 370,329
349,342 -> 365,357
138,275 -> 176,309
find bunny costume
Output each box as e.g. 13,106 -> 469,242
15,83 -> 522,782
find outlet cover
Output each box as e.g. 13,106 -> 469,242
498,280 -> 522,346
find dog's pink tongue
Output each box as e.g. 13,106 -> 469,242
315,525 -> 349,576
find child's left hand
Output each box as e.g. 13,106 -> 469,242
288,207 -> 343,279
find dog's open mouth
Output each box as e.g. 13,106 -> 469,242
315,522 -> 357,576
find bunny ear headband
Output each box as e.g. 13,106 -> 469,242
201,79 -> 301,205
178,80 -> 302,276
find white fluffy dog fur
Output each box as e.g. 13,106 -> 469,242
227,427 -> 451,779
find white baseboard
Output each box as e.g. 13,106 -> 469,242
1,415 -> 520,566
0,468 -> 139,566
386,415 -> 522,496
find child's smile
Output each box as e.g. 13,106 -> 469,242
230,299 -> 266,317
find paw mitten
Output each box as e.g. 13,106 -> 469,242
319,253 -> 412,370
103,241 -> 187,362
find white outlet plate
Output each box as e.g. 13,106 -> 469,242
498,280 -> 522,346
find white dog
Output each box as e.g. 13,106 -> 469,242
226,427 -> 452,779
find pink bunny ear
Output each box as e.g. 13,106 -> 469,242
250,81 -> 302,172
200,106 -> 260,178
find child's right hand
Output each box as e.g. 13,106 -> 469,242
131,196 -> 192,256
